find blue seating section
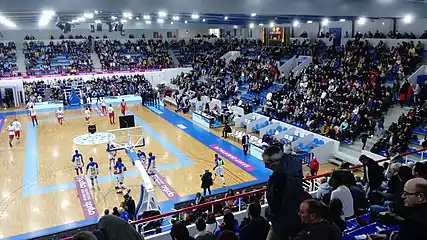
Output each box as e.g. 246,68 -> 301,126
253,120 -> 270,131
342,213 -> 399,240
240,84 -> 282,108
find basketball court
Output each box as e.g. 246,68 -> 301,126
0,102 -> 337,239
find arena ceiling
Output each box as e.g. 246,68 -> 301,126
0,0 -> 425,26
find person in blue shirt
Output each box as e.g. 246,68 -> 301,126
137,150 -> 146,164
86,157 -> 99,189
114,157 -> 127,193
72,150 -> 84,176
147,152 -> 156,177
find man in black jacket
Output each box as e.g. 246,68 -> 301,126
262,145 -> 303,240
242,132 -> 249,156
360,155 -> 384,197
123,191 -> 136,220
240,203 -> 270,240
200,170 -> 213,196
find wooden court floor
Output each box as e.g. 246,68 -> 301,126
0,104 -> 256,238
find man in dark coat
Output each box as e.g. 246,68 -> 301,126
200,170 -> 213,196
360,155 -> 384,196
262,145 -> 303,240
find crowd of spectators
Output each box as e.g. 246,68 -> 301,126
343,30 -> 427,39
0,41 -> 18,75
262,38 -> 425,151
23,40 -> 93,75
94,39 -> 172,70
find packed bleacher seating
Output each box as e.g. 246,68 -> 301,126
94,39 -> 172,70
23,73 -> 154,104
261,39 -> 425,150
340,30 -> 427,39
169,39 -> 231,66
23,40 -> 93,75
0,41 -> 18,76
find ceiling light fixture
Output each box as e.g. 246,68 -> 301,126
0,15 -> 17,28
403,14 -> 413,24
184,20 -> 188,24
339,18 -> 346,22
258,23 -> 264,26
143,15 -> 151,20
191,14 -> 199,19
94,10 -> 99,14
172,16 -> 179,21
321,18 -> 329,26
251,13 -> 256,17
157,19 -> 164,23
39,10 -> 55,26
357,16 -> 367,25
120,19 -> 127,23
158,12 -> 167,18
136,17 -> 140,20
249,23 -> 254,28
94,20 -> 101,24
224,16 -> 228,20
307,20 -> 313,24
84,13 -> 94,19
111,16 -> 117,20
145,20 -> 151,24
202,18 -> 206,22
269,22 -> 275,28
292,20 -> 300,27
170,21 -> 174,24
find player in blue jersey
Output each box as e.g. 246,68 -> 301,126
213,154 -> 225,187
114,157 -> 127,193
72,150 -> 84,176
137,150 -> 146,165
146,152 -> 156,178
86,157 -> 99,189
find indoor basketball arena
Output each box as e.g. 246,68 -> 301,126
0,1 -> 427,240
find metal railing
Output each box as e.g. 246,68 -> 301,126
56,147 -> 427,240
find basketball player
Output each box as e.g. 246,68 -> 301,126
7,122 -> 15,147
100,98 -> 107,114
137,150 -> 146,164
12,118 -> 22,141
107,143 -> 117,170
56,107 -> 64,125
213,154 -> 225,187
146,152 -> 156,178
72,150 -> 84,176
114,157 -> 127,193
87,97 -> 92,110
120,99 -> 126,116
30,106 -> 38,127
84,107 -> 91,125
86,157 -> 99,189
107,104 -> 115,124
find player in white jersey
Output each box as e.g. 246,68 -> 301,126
107,143 -> 118,170
86,157 -> 99,189
7,122 -> 15,147
84,108 -> 90,125
107,104 -> 115,125
213,154 -> 225,187
100,98 -> 107,114
72,150 -> 84,175
56,107 -> 64,125
30,106 -> 38,127
12,118 -> 22,141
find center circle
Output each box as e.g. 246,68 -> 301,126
73,132 -> 116,145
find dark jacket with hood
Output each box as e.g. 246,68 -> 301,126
265,153 -> 303,238
94,214 -> 145,240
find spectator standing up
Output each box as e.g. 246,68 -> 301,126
293,199 -> 341,240
309,157 -> 319,176
123,191 -> 136,220
329,171 -> 354,219
170,221 -> 195,240
262,145 -> 304,240
214,212 -> 240,238
242,132 -> 249,156
194,217 -> 214,240
360,155 -> 384,197
359,132 -> 370,150
239,203 -> 270,240
222,123 -> 232,138
200,170 -> 213,196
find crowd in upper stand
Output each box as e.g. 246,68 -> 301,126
94,39 -> 172,70
262,39 -> 426,151
310,29 -> 427,39
0,41 -> 18,75
23,40 -> 93,75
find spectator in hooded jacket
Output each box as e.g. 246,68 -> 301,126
239,203 -> 270,240
262,145 -> 303,240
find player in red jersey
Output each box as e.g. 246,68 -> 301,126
120,99 -> 126,116
108,104 -> 115,124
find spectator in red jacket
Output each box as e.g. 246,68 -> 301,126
309,157 -> 320,176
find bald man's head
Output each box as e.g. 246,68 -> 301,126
403,178 -> 427,207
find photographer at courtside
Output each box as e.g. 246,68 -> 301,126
262,145 -> 304,240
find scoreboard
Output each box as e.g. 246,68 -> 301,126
260,25 -> 290,47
